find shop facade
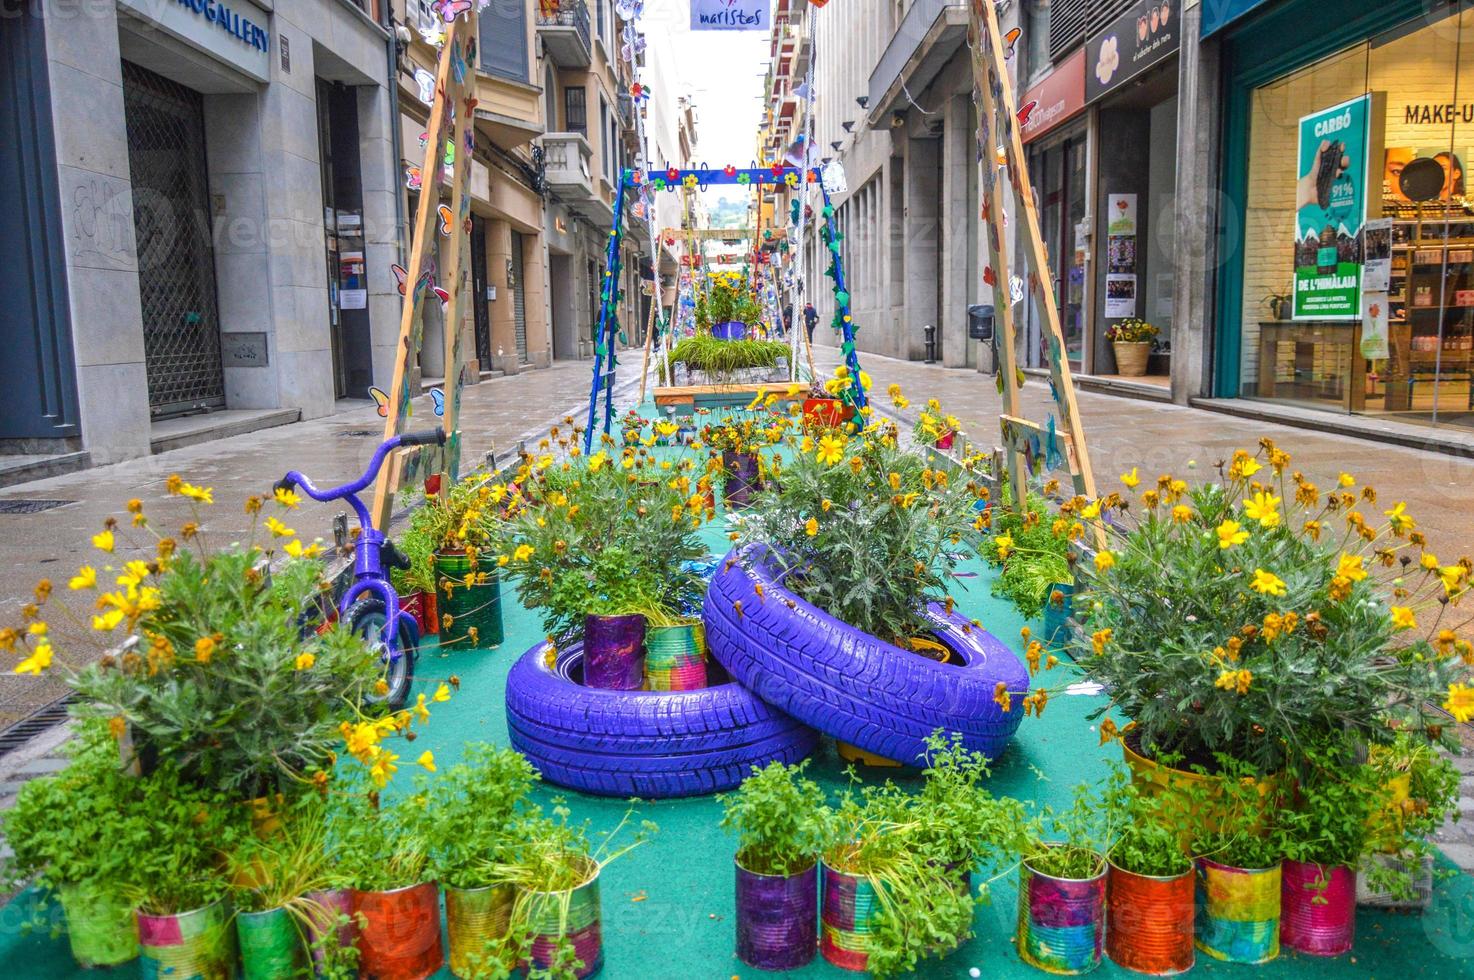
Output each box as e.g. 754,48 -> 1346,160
5,0 -> 399,470
1214,0 -> 1474,431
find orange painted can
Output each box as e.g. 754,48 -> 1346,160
353,882 -> 444,980
1106,860 -> 1195,975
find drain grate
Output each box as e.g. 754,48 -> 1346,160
0,694 -> 72,757
338,429 -> 377,438
0,499 -> 75,515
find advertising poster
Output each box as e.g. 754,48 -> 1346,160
1294,94 -> 1371,320
1105,274 -> 1137,317
690,0 -> 768,31
1362,217 -> 1392,292
1361,291 -> 1390,359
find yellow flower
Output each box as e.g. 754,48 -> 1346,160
805,517 -> 819,537
1335,553 -> 1368,583
1236,458 -> 1263,478
1242,491 -> 1282,528
513,544 -> 535,562
1390,607 -> 1417,630
859,371 -> 873,391
433,683 -> 451,703
1384,501 -> 1415,533
416,751 -> 437,772
888,472 -> 902,491
821,499 -> 832,512
1421,553 -> 1440,571
1249,568 -> 1287,596
178,482 -> 214,504
294,652 -> 316,670
656,421 -> 678,438
369,750 -> 399,788
92,530 -> 115,553
412,693 -> 431,724
283,539 -> 323,559
1216,520 -> 1249,549
1338,472 -> 1355,488
194,636 -> 217,663
1120,468 -> 1140,489
27,622 -> 46,637
265,516 -> 294,539
273,487 -> 302,509
68,566 -> 97,590
91,608 -> 125,632
14,643 -> 53,675
995,534 -> 1014,559
1437,565 -> 1467,595
815,435 -> 845,466
1081,499 -> 1102,520
1445,682 -> 1474,723
1091,628 -> 1113,655
1214,668 -> 1253,695
117,561 -> 151,589
1171,504 -> 1193,524
1094,550 -> 1115,572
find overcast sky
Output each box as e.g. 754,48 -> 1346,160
640,0 -> 770,207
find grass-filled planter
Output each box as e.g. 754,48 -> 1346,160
704,544 -> 1028,764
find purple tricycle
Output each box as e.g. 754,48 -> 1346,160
273,428 -> 445,711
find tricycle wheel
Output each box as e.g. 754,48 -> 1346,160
344,596 -> 417,712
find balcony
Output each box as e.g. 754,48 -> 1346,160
865,0 -> 967,123
537,0 -> 592,69
541,132 -> 594,198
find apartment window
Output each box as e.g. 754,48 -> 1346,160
480,0 -> 529,81
599,98 -> 611,183
597,0 -> 606,40
565,86 -> 586,134
544,66 -> 558,129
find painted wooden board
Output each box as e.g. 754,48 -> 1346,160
369,10 -> 478,530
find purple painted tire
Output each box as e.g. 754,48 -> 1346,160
505,639 -> 818,798
703,544 -> 1028,764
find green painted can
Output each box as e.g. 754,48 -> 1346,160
57,881 -> 138,968
236,906 -> 307,979
434,552 -> 504,649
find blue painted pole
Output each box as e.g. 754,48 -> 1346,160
583,173 -> 631,453
818,181 -> 866,409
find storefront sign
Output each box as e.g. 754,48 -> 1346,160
1086,0 -> 1180,103
690,0 -> 768,31
119,0 -> 271,83
1200,0 -> 1273,38
1293,94 -> 1371,320
1020,48 -> 1086,144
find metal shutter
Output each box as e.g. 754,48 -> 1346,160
511,231 -> 529,363
480,2 -> 529,82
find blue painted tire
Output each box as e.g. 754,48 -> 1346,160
703,544 -> 1029,764
505,639 -> 818,798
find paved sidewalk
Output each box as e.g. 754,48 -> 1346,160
0,359 -> 635,728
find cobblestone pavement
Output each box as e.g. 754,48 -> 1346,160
814,346 -> 1474,871
0,359 -> 636,728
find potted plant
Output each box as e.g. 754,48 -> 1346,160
695,275 -> 762,340
333,779 -> 443,980
699,404 -> 784,509
390,518 -> 440,639
408,472 -> 506,650
662,334 -> 792,385
1102,770 -> 1195,976
419,743 -> 540,977
1,720 -> 143,968
1190,758 -> 1284,965
719,760 -> 829,970
802,378 -> 854,428
1360,733 -> 1461,909
1104,318 -> 1159,376
642,605 -> 707,691
228,793 -> 339,979
1076,444 -> 1465,791
913,397 -> 962,450
498,424 -> 708,690
491,802 -> 657,979
1263,287 -> 1293,321
982,490 -> 1074,626
1017,783 -> 1114,976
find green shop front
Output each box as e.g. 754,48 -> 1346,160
1216,0 -> 1474,428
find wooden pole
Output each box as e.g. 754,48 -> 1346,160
636,279 -> 660,401
370,12 -> 477,530
438,27 -> 478,487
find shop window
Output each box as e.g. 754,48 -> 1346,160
1236,6 -> 1474,426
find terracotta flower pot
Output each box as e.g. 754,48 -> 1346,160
525,859 -> 603,979
735,858 -> 817,970
584,613 -> 646,690
802,397 -> 852,428
1280,860 -> 1354,956
446,883 -> 515,978
1194,857 -> 1280,964
56,881 -> 138,968
434,551 -> 504,648
1016,850 -> 1106,975
136,899 -> 237,980
1106,859 -> 1194,975
353,882 -> 444,980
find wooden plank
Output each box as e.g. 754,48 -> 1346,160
438,24 -> 478,488
369,12 -> 477,530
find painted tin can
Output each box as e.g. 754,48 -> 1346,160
735,859 -> 818,970
434,552 -> 504,648
446,883 -> 515,978
1105,860 -> 1195,975
1280,860 -> 1354,956
1194,858 -> 1280,964
819,863 -> 878,972
1016,852 -> 1106,975
136,899 -> 237,980
722,451 -> 762,508
304,888 -> 357,969
526,862 -> 603,979
56,880 -> 138,968
644,623 -> 708,691
236,905 -> 307,980
353,882 -> 444,980
584,613 -> 645,690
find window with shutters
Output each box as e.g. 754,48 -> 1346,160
479,1 -> 529,82
565,86 -> 586,134
1046,0 -> 1138,64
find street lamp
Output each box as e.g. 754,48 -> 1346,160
855,95 -> 869,108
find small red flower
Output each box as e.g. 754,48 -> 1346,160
771,163 -> 784,177
983,266 -> 997,286
666,167 -> 679,182
723,164 -> 737,177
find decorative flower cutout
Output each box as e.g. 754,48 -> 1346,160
723,164 -> 737,177
736,173 -> 752,185
666,167 -> 680,181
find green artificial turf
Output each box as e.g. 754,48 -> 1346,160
3,404 -> 1473,978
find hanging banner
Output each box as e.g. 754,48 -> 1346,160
1293,94 -> 1371,321
690,0 -> 768,30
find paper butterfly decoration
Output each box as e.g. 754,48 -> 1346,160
405,166 -> 423,191
437,204 -> 454,236
369,387 -> 445,418
1003,27 -> 1021,61
438,0 -> 473,22
413,69 -> 436,105
1016,100 -> 1037,128
419,23 -> 445,47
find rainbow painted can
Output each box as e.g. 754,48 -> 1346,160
1195,858 -> 1280,964
1017,855 -> 1106,974
820,864 -> 879,972
644,623 -> 707,691
136,900 -> 237,980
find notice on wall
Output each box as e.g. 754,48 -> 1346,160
1361,291 -> 1390,359
1362,217 -> 1392,293
339,289 -> 367,310
1105,274 -> 1137,318
1294,94 -> 1371,320
690,0 -> 768,30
